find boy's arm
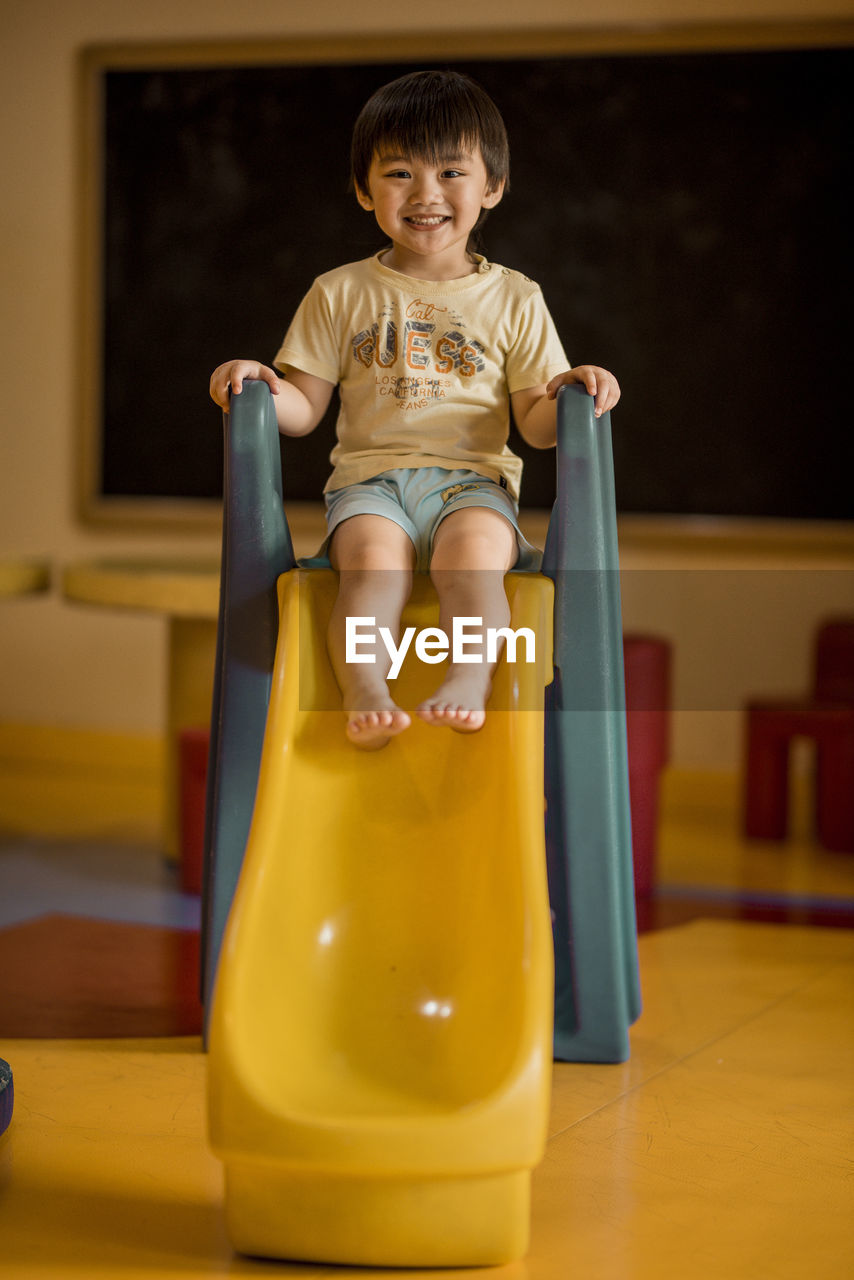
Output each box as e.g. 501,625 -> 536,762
209,360 -> 334,437
511,366 -> 621,449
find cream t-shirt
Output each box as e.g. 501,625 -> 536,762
273,253 -> 569,500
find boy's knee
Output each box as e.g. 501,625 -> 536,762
330,514 -> 416,572
431,508 -> 517,572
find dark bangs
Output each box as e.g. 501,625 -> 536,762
351,70 -> 510,195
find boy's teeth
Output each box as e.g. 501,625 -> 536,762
408,216 -> 447,225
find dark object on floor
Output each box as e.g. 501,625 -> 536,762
0,1058 -> 12,1136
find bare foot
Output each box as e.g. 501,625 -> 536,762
345,697 -> 411,749
416,674 -> 489,734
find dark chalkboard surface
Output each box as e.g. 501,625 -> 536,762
100,46 -> 852,518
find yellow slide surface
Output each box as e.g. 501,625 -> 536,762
208,569 -> 555,1267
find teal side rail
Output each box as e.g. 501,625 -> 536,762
202,381 -> 296,1021
542,385 -> 641,1062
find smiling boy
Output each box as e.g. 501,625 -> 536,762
210,69 -> 619,748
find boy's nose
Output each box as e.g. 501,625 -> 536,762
409,175 -> 443,204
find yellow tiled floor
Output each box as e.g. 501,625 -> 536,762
2,919 -> 851,1279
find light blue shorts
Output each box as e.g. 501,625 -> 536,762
301,467 -> 541,572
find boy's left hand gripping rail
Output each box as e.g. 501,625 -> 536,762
202,380 -> 296,1019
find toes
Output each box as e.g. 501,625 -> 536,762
450,706 -> 485,734
346,717 -> 389,750
345,706 -> 410,747
416,699 -> 485,732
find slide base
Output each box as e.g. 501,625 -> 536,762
224,1162 -> 531,1267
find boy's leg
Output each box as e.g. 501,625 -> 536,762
418,507 -> 517,732
328,514 -> 416,748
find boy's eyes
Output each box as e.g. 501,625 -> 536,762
382,168 -> 466,180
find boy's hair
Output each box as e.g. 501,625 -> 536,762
351,69 -> 510,199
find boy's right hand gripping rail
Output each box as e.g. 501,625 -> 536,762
202,380 -> 641,1061
543,385 -> 641,1062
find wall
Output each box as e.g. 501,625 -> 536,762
1,0 -> 852,794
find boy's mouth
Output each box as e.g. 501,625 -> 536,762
405,215 -> 451,227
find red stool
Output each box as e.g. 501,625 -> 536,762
623,634 -> 671,898
178,727 -> 210,894
743,618 -> 854,853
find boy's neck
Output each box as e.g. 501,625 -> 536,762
379,244 -> 481,282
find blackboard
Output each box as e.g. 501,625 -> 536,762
99,45 -> 852,519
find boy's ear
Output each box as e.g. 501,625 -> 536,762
355,185 -> 374,212
482,179 -> 505,211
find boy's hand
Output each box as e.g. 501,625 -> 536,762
546,366 -> 621,418
209,360 -> 281,410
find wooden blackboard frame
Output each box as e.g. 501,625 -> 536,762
76,21 -> 854,553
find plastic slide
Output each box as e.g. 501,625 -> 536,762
208,567 -> 556,1266
203,381 -> 641,1264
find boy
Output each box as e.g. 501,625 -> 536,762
210,69 -> 619,748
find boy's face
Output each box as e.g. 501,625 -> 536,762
356,146 -> 504,277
